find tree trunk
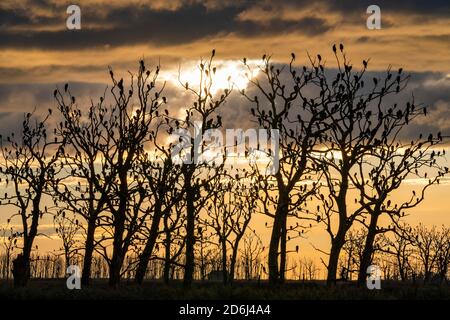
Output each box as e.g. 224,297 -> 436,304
109,234 -> 126,288
327,172 -> 349,287
163,230 -> 171,285
326,229 -> 346,286
229,234 -> 243,284
13,244 -> 32,287
183,178 -> 196,288
109,212 -> 125,287
135,202 -> 163,285
268,214 -> 282,285
81,217 -> 96,286
279,212 -> 287,283
357,213 -> 379,286
221,238 -> 228,285
14,201 -> 40,287
268,194 -> 288,285
108,168 -> 128,288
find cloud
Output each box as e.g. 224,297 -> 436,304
0,2 -> 333,50
1,66 -> 448,142
0,1 -> 449,139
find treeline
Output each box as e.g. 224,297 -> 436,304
1,224 -> 448,284
340,224 -> 450,283
0,45 -> 448,288
0,236 -> 264,282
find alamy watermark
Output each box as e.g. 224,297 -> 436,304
65,5 -> 380,31
170,122 -> 280,175
367,5 -> 381,30
366,264 -> 382,290
66,5 -> 81,30
66,265 -> 81,289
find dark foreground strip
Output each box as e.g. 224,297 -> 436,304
1,300 -> 444,319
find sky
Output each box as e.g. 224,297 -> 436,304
0,0 -> 449,271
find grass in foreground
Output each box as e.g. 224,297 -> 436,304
0,279 -> 449,300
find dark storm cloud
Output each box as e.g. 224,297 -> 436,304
0,0 -> 62,26
0,82 -> 108,112
1,0 -> 448,50
0,64 -> 107,81
0,2 -> 331,49
0,7 -> 32,25
325,0 -> 450,16
0,112 -> 28,138
237,16 -> 330,37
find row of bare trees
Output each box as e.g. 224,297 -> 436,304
0,232 -> 265,281
2,223 -> 447,284
0,45 -> 448,288
341,224 -> 450,283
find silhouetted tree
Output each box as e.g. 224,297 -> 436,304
378,226 -> 414,281
242,53 -> 325,284
53,211 -> 80,270
434,226 -> 450,283
239,230 -> 264,280
0,225 -> 19,279
202,173 -> 256,284
340,229 -> 367,280
352,118 -> 446,285
161,199 -> 186,284
0,110 -> 63,286
173,50 -> 231,288
310,44 -> 424,286
411,224 -> 439,282
54,84 -> 113,286
134,148 -> 183,284
55,60 -> 165,287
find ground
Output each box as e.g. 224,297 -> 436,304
0,279 -> 449,300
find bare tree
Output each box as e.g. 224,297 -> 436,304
55,60 -> 165,287
54,84 -> 113,286
310,44 -> 422,286
161,200 -> 186,284
296,257 -> 319,281
239,230 -> 264,280
378,227 -> 414,281
242,53 -> 325,284
340,229 -> 366,280
99,61 -> 165,287
173,50 -> 232,288
0,225 -> 20,279
201,173 -> 256,284
433,226 -> 450,283
134,118 -> 184,284
0,110 -> 62,286
352,123 -> 446,285
411,224 -> 441,282
53,211 -> 81,270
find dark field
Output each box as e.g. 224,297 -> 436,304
0,280 -> 449,300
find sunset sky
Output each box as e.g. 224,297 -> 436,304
0,0 -> 449,273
